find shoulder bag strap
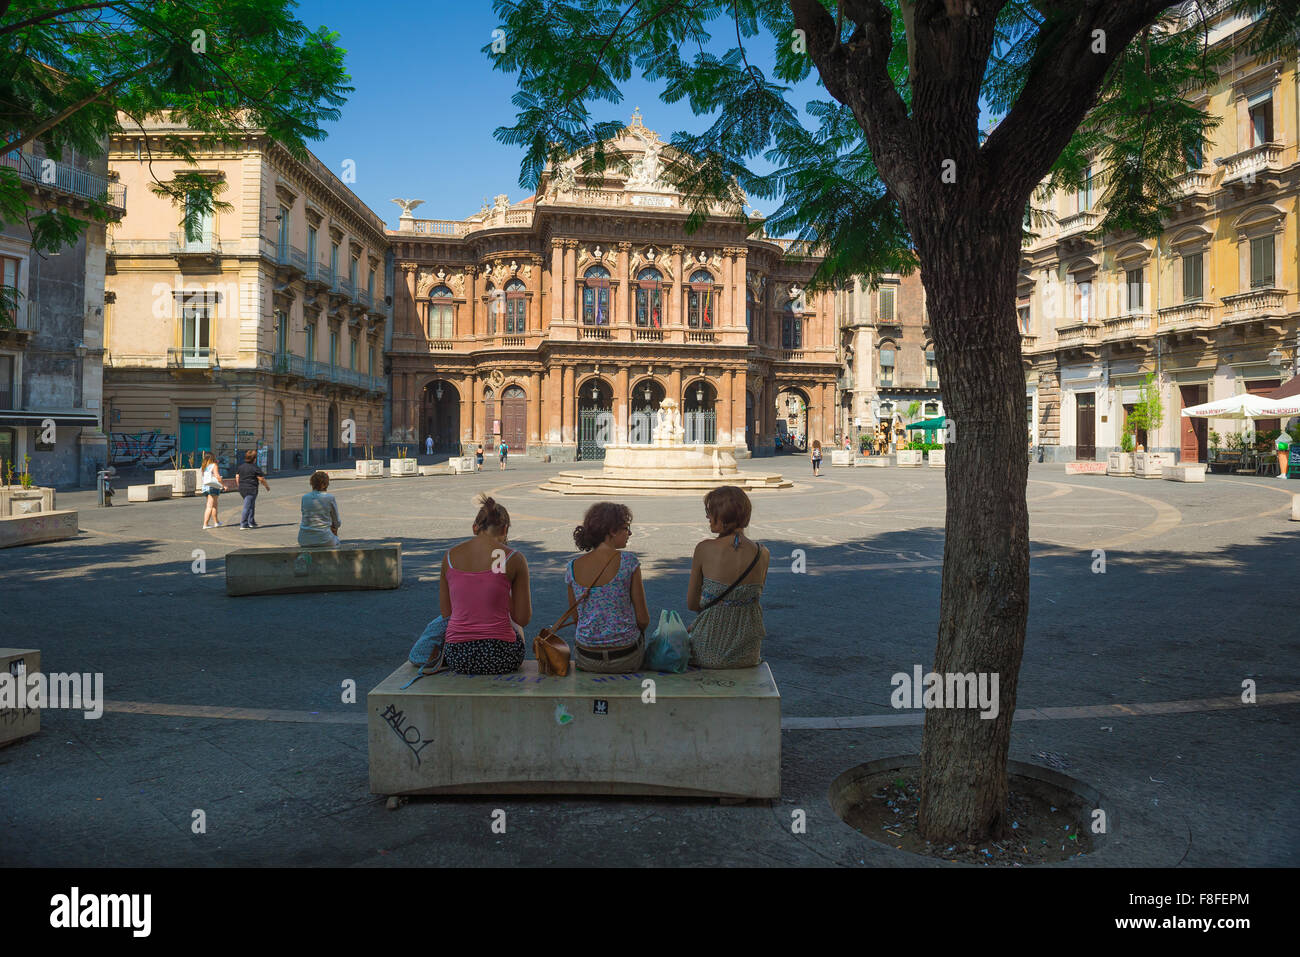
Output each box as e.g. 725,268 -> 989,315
698,542 -> 763,613
550,551 -> 618,632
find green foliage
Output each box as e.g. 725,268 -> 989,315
19,454 -> 32,489
0,0 -> 352,324
1126,373 -> 1165,440
1208,429 -> 1222,452
907,439 -> 943,452
1120,432 -> 1134,453
905,400 -> 922,422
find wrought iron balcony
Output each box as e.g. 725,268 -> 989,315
272,352 -> 307,377
275,243 -> 307,275
167,346 -> 214,369
2,151 -> 126,217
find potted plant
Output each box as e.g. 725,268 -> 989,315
0,454 -> 57,515
1128,373 -> 1172,477
356,443 -> 384,478
1108,432 -> 1134,476
928,441 -> 946,468
390,444 -> 418,476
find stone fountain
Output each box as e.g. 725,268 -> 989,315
539,398 -> 792,495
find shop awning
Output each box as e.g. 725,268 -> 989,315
907,415 -> 950,430
1267,376 -> 1300,401
0,409 -> 100,427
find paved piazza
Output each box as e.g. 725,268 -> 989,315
2,459 -> 1297,866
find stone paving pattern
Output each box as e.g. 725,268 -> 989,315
1,457 -> 1297,866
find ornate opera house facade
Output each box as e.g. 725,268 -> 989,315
385,113 -> 837,460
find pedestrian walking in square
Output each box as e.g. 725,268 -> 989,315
200,451 -> 224,528
236,450 -> 270,528
498,439 -> 508,470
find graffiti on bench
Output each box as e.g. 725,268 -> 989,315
109,432 -> 177,469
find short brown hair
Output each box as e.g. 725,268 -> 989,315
704,485 -> 752,534
472,493 -> 509,533
573,502 -> 632,551
244,450 -> 256,463
310,471 -> 330,491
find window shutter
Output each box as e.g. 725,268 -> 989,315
879,287 -> 895,322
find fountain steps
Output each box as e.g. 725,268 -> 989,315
539,470 -> 793,495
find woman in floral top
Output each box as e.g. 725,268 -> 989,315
566,502 -> 650,674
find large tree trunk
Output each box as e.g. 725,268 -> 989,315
914,210 -> 1030,844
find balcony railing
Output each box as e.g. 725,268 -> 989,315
1102,314 -> 1152,340
428,339 -> 453,352
1221,288 -> 1286,323
580,326 -> 611,340
1055,321 -> 1102,347
306,261 -> 327,285
1221,143 -> 1284,185
634,328 -> 664,342
782,350 -> 806,361
272,352 -> 307,377
167,346 -> 214,369
501,335 -> 526,347
2,151 -> 126,214
358,289 -> 373,309
1157,301 -> 1215,329
686,331 -> 716,343
275,243 -> 307,274
171,231 -> 221,255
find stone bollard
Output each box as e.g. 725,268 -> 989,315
1292,494 -> 1299,522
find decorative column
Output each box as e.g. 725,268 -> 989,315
562,241 -> 577,322
616,365 -> 630,444
562,364 -> 575,445
544,366 -> 560,444
722,369 -> 735,447
669,366 -> 682,407
720,248 -> 734,329
401,263 -> 417,334
670,245 -> 684,327
550,242 -> 563,322
616,242 -> 631,327
464,265 -> 478,340
466,373 -> 477,448
528,371 -> 542,447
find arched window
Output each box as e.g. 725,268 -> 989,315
426,285 -> 453,340
505,279 -> 527,334
503,384 -> 525,400
582,265 -> 610,325
782,299 -> 803,349
878,340 -> 896,386
688,269 -> 715,329
924,342 -> 938,386
635,267 -> 663,327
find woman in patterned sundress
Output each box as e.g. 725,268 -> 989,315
686,485 -> 770,668
567,502 -> 650,674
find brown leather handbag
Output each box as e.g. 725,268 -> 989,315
534,552 -> 617,676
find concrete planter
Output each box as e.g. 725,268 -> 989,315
355,459 -> 384,479
830,449 -> 854,466
389,457 -> 418,476
1133,452 -> 1175,479
927,449 -> 945,468
896,450 -> 923,467
451,457 -> 476,474
1106,452 -> 1133,476
155,468 -> 200,496
0,486 -> 56,517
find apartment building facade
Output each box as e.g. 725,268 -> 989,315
386,113 -> 837,460
104,118 -> 390,472
1021,6 -> 1299,462
1,141 -> 125,487
834,270 -> 943,444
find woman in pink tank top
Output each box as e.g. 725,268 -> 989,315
439,494 -> 532,674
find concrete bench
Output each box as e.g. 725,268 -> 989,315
225,543 -> 402,596
418,465 -> 449,476
0,510 -> 78,549
367,659 -> 781,800
127,483 -> 171,502
1162,464 -> 1206,483
1,648 -> 41,747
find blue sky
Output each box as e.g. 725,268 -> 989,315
302,0 -> 826,231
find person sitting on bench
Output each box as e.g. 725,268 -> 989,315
298,471 -> 341,547
440,494 -> 531,674
687,485 -> 771,669
567,502 -> 650,674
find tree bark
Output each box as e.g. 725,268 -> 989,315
911,206 -> 1029,844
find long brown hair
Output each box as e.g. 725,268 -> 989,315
201,451 -> 215,470
472,493 -> 510,534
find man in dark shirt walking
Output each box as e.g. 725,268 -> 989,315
235,450 -> 270,529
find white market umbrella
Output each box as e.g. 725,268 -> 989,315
1180,393 -> 1298,420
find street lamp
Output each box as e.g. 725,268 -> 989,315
643,384 -> 651,402
591,382 -> 599,401
695,384 -> 704,403
435,381 -> 443,401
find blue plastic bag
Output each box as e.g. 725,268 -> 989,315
408,615 -> 448,666
644,610 -> 689,673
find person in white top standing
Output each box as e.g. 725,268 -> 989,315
200,451 -> 224,528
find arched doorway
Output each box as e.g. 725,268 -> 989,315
482,385 -> 496,446
745,390 -> 756,451
272,402 -> 284,470
327,404 -> 339,461
577,377 -> 613,460
421,379 -> 461,453
776,388 -> 809,450
682,378 -> 717,445
501,384 -> 526,452
629,377 -> 665,444
302,415 -> 311,468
